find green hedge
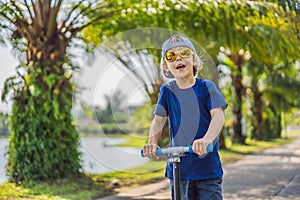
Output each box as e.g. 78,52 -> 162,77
6,64 -> 81,183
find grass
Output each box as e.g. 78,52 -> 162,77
93,160 -> 166,189
1,130 -> 299,199
106,133 -> 148,148
0,174 -> 113,200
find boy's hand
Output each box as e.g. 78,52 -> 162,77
143,143 -> 160,158
192,138 -> 212,156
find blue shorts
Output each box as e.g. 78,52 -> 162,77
170,178 -> 223,200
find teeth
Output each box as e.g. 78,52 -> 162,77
176,65 -> 185,69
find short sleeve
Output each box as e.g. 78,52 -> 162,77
154,86 -> 168,117
205,80 -> 228,110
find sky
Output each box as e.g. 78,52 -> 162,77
0,46 -> 18,113
0,45 -> 148,114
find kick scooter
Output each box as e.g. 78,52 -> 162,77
141,144 -> 213,200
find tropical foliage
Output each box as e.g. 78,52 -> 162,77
0,0 -> 299,184
86,0 -> 300,144
0,0 -> 122,182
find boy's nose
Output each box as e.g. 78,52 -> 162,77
175,54 -> 182,61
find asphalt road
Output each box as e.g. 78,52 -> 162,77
222,136 -> 300,200
99,136 -> 300,200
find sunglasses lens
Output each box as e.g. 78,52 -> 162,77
164,48 -> 193,62
180,49 -> 192,58
165,52 -> 176,62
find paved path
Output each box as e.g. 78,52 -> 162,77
98,136 -> 300,200
223,136 -> 300,200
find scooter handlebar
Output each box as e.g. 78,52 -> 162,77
141,143 -> 213,157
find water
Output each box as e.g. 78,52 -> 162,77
0,138 -> 8,184
79,137 -> 147,174
0,137 -> 147,184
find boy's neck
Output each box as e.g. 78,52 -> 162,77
175,76 -> 196,89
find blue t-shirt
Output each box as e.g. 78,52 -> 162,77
154,78 -> 228,181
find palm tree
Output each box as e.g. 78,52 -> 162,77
0,0 -> 119,182
182,0 -> 297,143
85,0 -> 299,145
98,28 -> 171,146
264,62 -> 300,137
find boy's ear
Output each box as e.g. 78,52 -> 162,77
193,55 -> 203,70
162,61 -> 169,72
162,62 -> 174,78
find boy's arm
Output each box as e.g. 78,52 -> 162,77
193,107 -> 225,155
143,115 -> 167,157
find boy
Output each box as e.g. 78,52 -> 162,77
143,35 -> 227,199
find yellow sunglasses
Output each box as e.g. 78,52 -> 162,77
164,47 -> 194,62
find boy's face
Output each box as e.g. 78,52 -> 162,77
163,46 -> 194,79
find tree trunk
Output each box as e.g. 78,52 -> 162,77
7,6 -> 81,182
267,104 -> 282,139
231,73 -> 245,143
251,90 -> 265,140
229,52 -> 246,144
218,131 -> 226,149
276,114 -> 282,138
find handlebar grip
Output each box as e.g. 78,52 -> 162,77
140,143 -> 213,157
187,144 -> 213,153
206,143 -> 214,153
140,148 -> 163,157
140,149 -> 145,157
156,148 -> 163,156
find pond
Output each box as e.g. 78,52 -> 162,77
0,137 -> 147,184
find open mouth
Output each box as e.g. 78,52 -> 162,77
176,64 -> 186,70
